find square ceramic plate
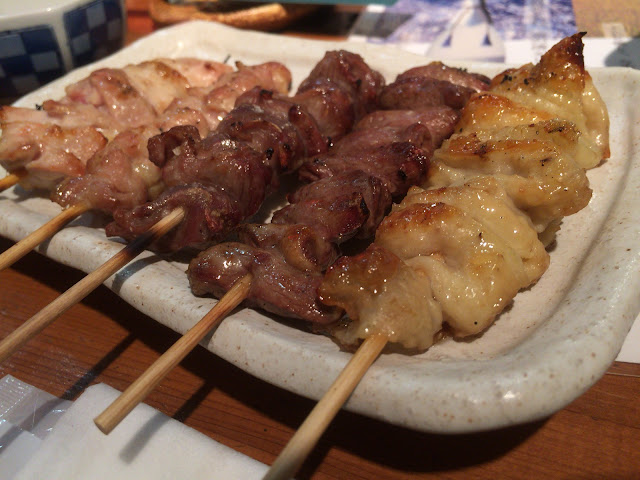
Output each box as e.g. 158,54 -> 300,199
1,21 -> 639,433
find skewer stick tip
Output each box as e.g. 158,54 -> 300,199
93,273 -> 253,435
262,333 -> 387,480
0,169 -> 27,192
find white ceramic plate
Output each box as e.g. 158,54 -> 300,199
1,21 -> 639,433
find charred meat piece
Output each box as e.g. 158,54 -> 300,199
354,106 -> 459,149
238,223 -> 339,273
0,122 -> 107,191
219,88 -> 327,172
53,126 -> 162,213
378,77 -> 476,111
291,82 -> 355,142
275,171 -> 391,243
153,127 -> 273,216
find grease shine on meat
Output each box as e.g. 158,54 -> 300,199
320,33 -> 610,351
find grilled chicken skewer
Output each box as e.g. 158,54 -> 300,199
94,62 -> 485,433
263,33 -> 610,479
0,59 -> 292,270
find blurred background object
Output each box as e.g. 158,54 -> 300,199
348,0 -> 640,67
0,0 -> 126,104
148,0 -> 317,31
426,0 -> 504,62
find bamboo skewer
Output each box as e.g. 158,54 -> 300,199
0,207 -> 186,364
0,169 -> 27,192
0,202 -> 91,271
262,333 -> 388,480
93,273 -> 253,434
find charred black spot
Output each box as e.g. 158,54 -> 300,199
265,148 -> 274,159
360,197 -> 369,216
397,169 -> 407,181
501,74 -> 512,84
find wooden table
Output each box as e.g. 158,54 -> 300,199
2,5 -> 640,479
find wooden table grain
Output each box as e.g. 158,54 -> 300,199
1,6 -> 640,479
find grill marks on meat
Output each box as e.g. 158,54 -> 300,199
218,88 -> 328,173
320,34 -> 610,351
155,127 -> 273,216
107,50 -> 385,253
188,62 -> 479,324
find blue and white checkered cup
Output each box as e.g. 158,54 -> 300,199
0,0 -> 126,104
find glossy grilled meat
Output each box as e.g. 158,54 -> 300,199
0,122 -> 107,191
377,62 -> 490,112
106,50 -> 386,253
297,50 -> 384,120
1,59 -> 291,195
190,242 -> 341,324
320,34 -> 611,351
187,63 -> 475,324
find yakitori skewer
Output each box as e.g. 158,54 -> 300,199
260,33 -> 610,479
0,60 -> 292,270
0,207 -> 185,364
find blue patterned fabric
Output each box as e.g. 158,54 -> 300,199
64,0 -> 124,68
0,26 -> 65,102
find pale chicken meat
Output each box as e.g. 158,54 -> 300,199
53,126 -> 162,213
0,122 -> 107,191
320,33 -> 610,351
0,58 -> 291,195
204,61 -> 292,117
322,179 -> 549,350
488,33 -> 609,168
428,119 -> 592,236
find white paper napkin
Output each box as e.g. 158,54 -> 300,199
8,382 -> 269,480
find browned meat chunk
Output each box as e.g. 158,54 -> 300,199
189,242 -> 341,324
